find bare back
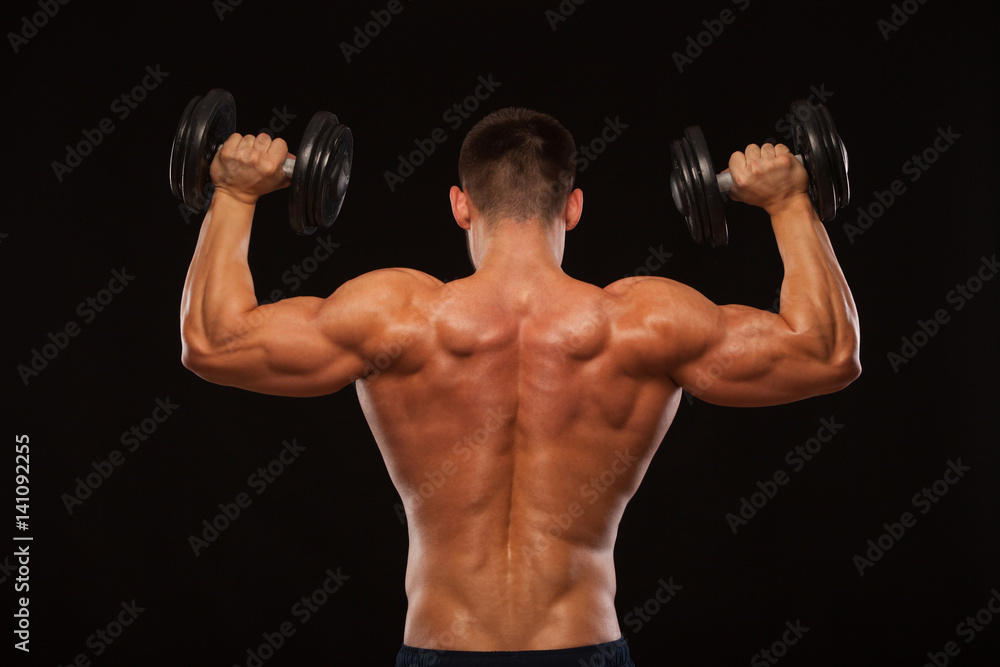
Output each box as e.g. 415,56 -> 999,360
356,271 -> 681,650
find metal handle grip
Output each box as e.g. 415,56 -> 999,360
715,154 -> 804,193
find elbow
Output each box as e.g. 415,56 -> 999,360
802,321 -> 860,393
180,343 -> 203,374
180,335 -> 212,376
180,327 -> 226,381
180,311 -> 249,385
836,355 -> 862,389
826,345 -> 862,392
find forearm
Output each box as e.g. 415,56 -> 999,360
180,192 -> 258,354
770,195 -> 859,364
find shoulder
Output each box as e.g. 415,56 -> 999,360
308,268 -> 445,343
342,267 -> 444,291
324,267 -> 444,309
600,275 -> 726,372
310,268 -> 446,368
603,275 -> 713,315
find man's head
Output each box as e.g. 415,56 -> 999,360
455,108 -> 578,227
450,108 -> 583,269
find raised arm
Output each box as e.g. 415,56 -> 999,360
634,142 -> 860,407
179,132 -> 432,396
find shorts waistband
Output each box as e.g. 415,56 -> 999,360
395,636 -> 635,666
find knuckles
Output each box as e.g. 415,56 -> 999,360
212,133 -> 288,191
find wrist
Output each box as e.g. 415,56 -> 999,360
203,188 -> 257,234
211,186 -> 259,208
767,193 -> 816,222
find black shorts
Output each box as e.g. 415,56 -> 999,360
394,636 -> 636,666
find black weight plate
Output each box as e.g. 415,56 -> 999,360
678,131 -> 709,243
812,105 -> 841,215
816,104 -> 850,211
668,139 -> 692,235
791,100 -> 834,222
673,130 -> 713,244
670,137 -> 702,243
685,126 -> 727,246
169,94 -> 200,201
289,111 -> 330,235
181,89 -> 236,212
317,123 -> 352,229
308,116 -> 342,231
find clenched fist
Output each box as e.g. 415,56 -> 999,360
727,143 -> 810,217
210,132 -> 293,205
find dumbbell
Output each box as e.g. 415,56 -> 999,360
669,101 -> 850,246
168,89 -> 353,235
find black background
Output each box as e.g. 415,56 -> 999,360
4,0 -> 999,665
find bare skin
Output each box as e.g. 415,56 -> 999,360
181,132 -> 860,650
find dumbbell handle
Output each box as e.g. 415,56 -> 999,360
715,154 -> 804,193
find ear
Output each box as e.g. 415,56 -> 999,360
564,188 -> 583,231
450,186 -> 472,230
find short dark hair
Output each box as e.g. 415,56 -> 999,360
458,108 -> 576,226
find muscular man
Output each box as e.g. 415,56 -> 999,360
180,108 -> 860,666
